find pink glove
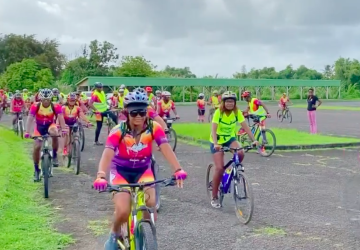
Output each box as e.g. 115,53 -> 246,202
93,178 -> 108,191
24,132 -> 30,139
174,169 -> 187,180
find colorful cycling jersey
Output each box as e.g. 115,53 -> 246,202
147,106 -> 159,119
249,98 -> 265,115
158,100 -> 175,116
11,98 -> 25,113
197,99 -> 205,110
280,97 -> 289,105
105,121 -> 168,168
62,105 -> 81,125
209,109 -> 245,144
110,96 -> 119,107
29,103 -> 62,126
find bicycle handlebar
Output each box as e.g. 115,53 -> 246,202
95,177 -> 176,193
221,145 -> 254,152
31,135 -> 61,139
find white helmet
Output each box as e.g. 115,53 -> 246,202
198,93 -> 204,97
119,88 -> 124,93
39,88 -> 53,100
221,91 -> 237,101
162,91 -> 171,97
120,84 -> 125,89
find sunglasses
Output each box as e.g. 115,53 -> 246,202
129,109 -> 147,117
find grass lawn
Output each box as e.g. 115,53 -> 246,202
291,104 -> 360,111
172,123 -> 360,145
0,128 -> 73,250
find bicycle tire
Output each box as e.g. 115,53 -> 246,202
168,128 -> 177,152
287,110 -> 292,123
73,139 -> 81,175
67,143 -> 72,168
80,126 -> 85,152
14,122 -> 19,135
256,128 -> 276,157
42,153 -> 51,198
205,163 -> 214,200
137,221 -> 158,250
19,121 -> 24,139
276,110 -> 283,122
233,171 -> 254,225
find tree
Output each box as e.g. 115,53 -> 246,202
86,40 -> 119,76
60,57 -> 89,86
163,66 -> 196,78
113,56 -> 156,77
0,59 -> 54,91
0,34 -> 65,77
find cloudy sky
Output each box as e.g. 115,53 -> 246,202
1,0 -> 359,77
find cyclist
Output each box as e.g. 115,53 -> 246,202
75,91 -> 88,113
88,82 -> 118,145
145,86 -> 156,109
51,88 -> 63,104
155,90 -> 162,101
157,91 -> 179,120
110,90 -> 120,109
62,93 -> 91,156
208,90 -> 220,111
279,93 -> 292,116
119,84 -> 129,95
24,89 -> 67,181
93,90 -> 187,250
197,93 -> 206,122
210,91 -> 258,208
241,91 -> 271,147
2,88 -> 9,113
118,88 -> 125,109
10,92 -> 25,131
0,89 -> 6,120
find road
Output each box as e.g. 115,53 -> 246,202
1,101 -> 360,250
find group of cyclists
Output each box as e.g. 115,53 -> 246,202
1,82 -> 281,250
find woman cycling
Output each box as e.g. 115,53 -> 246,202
93,90 -> 187,250
62,93 -> 91,156
209,91 -> 258,208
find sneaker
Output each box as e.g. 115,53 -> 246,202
211,198 -> 221,208
53,157 -> 59,167
104,233 -> 118,250
33,171 -> 41,182
94,141 -> 103,146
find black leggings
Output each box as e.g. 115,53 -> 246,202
95,110 -> 118,142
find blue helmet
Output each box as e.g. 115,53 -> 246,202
124,90 -> 149,107
94,82 -> 103,88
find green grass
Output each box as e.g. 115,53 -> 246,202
253,226 -> 287,236
0,128 -> 74,250
172,123 -> 360,145
291,104 -> 360,111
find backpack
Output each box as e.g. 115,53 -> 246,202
119,118 -> 155,143
36,102 -> 58,121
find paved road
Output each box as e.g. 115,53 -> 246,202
174,102 -> 360,138
1,106 -> 360,250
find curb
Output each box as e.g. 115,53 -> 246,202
177,135 -> 360,150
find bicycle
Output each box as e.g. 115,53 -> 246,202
237,115 -> 276,157
206,146 -> 255,224
106,111 -> 116,135
66,123 -> 82,175
277,106 -> 292,123
95,177 -> 175,250
163,117 -> 177,152
13,112 -> 25,139
79,122 -> 85,152
32,134 -> 60,198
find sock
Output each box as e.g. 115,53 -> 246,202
261,130 -> 267,142
34,163 -> 40,172
52,149 -> 57,159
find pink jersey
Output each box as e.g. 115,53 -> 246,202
105,121 -> 168,169
62,105 -> 81,125
29,103 -> 62,126
11,98 -> 25,112
157,100 -> 175,117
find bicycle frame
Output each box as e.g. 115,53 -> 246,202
221,150 -> 242,194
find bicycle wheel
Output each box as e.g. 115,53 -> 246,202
73,139 -> 81,175
233,171 -> 254,225
136,221 -> 158,250
167,128 -> 177,152
19,121 -> 24,139
41,153 -> 51,198
206,163 -> 224,205
14,122 -> 19,135
256,128 -> 276,157
79,126 -> 85,152
67,143 -> 72,168
286,110 -> 292,123
276,110 -> 283,122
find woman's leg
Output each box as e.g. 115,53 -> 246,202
210,144 -> 224,208
311,111 -> 317,134
307,111 -> 313,133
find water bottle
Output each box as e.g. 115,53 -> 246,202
251,126 -> 255,134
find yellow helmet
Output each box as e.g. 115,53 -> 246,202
113,90 -> 118,95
